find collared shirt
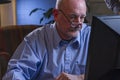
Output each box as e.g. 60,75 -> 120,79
3,23 -> 91,80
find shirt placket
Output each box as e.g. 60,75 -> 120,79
64,47 -> 71,73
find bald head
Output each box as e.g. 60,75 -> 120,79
55,0 -> 87,10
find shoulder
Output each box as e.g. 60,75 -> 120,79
22,23 -> 56,46
80,23 -> 91,40
82,23 -> 91,33
26,24 -> 55,38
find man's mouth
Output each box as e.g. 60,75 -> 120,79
70,25 -> 82,32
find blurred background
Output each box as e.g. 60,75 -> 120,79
0,0 -> 114,27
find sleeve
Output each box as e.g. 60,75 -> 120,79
2,37 -> 42,80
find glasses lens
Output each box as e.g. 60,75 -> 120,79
59,9 -> 83,28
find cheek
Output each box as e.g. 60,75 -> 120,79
60,18 -> 70,28
57,16 -> 71,32
60,21 -> 69,32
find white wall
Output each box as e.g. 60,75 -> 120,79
0,0 -> 16,27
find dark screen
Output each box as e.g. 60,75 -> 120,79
85,15 -> 120,80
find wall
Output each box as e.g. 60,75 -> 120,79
0,0 -> 56,26
16,0 -> 56,25
87,0 -> 114,24
0,0 -> 16,27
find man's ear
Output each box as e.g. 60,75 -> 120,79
53,9 -> 59,20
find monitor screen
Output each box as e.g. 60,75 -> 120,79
85,15 -> 120,80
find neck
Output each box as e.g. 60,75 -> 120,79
56,23 -> 72,41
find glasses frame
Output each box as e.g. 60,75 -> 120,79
58,9 -> 85,27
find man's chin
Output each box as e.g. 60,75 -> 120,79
69,31 -> 79,38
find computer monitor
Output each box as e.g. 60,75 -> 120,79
85,15 -> 120,80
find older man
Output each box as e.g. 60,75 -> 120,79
3,0 -> 91,80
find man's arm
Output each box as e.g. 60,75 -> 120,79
2,40 -> 40,80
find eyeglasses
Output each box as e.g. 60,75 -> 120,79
58,9 -> 86,27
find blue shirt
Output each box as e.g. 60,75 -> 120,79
3,23 -> 91,80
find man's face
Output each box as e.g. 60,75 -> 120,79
54,0 -> 87,40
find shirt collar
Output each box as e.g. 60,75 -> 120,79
70,32 -> 80,49
53,23 -> 62,48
